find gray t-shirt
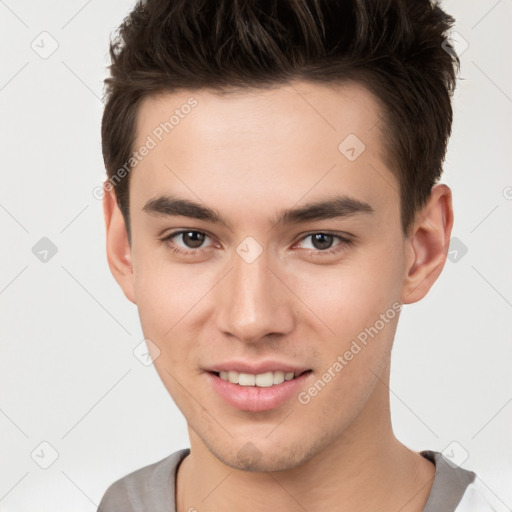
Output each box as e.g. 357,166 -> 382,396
97,449 -> 496,511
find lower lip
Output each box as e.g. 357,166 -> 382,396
206,371 -> 312,412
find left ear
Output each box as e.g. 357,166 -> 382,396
401,183 -> 454,304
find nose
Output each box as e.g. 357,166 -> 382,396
215,246 -> 295,344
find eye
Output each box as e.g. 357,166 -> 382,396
159,230 -> 214,255
296,232 -> 353,255
159,230 -> 353,258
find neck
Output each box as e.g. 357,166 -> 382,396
176,364 -> 435,512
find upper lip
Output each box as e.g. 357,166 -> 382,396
205,360 -> 311,375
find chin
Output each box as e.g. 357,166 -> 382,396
206,437 -> 321,473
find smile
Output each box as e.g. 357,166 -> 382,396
215,370 -> 308,387
207,370 -> 313,412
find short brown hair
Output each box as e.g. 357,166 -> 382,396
101,0 -> 460,241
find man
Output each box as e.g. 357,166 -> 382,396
98,0 -> 497,510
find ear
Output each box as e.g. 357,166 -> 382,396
103,183 -> 136,304
401,184 -> 454,304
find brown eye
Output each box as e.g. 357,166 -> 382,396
310,233 -> 335,250
180,231 -> 206,248
296,232 -> 353,256
159,230 -> 214,254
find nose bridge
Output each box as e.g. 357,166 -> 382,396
218,243 -> 294,342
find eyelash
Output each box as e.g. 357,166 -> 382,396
158,230 -> 354,258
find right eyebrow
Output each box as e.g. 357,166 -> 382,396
142,196 -> 231,227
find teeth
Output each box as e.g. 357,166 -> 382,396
273,371 -> 285,385
217,370 -> 299,387
227,370 -> 239,384
238,373 -> 256,386
255,372 -> 273,387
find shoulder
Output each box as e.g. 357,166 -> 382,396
97,448 -> 190,512
420,450 -> 504,512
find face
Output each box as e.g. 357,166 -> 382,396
122,81 -> 412,471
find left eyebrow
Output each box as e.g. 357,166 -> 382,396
142,194 -> 374,229
272,195 -> 374,226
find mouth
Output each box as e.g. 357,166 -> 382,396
205,369 -> 313,412
209,369 -> 312,388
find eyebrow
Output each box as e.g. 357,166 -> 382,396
142,194 -> 374,229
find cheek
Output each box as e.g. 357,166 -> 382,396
132,257 -> 204,398
132,249 -> 219,383
132,247 -> 210,336
292,242 -> 404,339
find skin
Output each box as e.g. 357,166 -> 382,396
103,80 -> 453,511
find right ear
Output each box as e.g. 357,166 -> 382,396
103,183 -> 136,304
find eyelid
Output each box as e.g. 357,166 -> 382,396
296,230 -> 353,242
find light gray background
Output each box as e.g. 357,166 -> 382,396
1,0 -> 511,510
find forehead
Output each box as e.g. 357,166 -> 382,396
135,81 -> 385,151
130,81 -> 399,228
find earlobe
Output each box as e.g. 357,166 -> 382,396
401,184 -> 454,305
103,183 -> 137,304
